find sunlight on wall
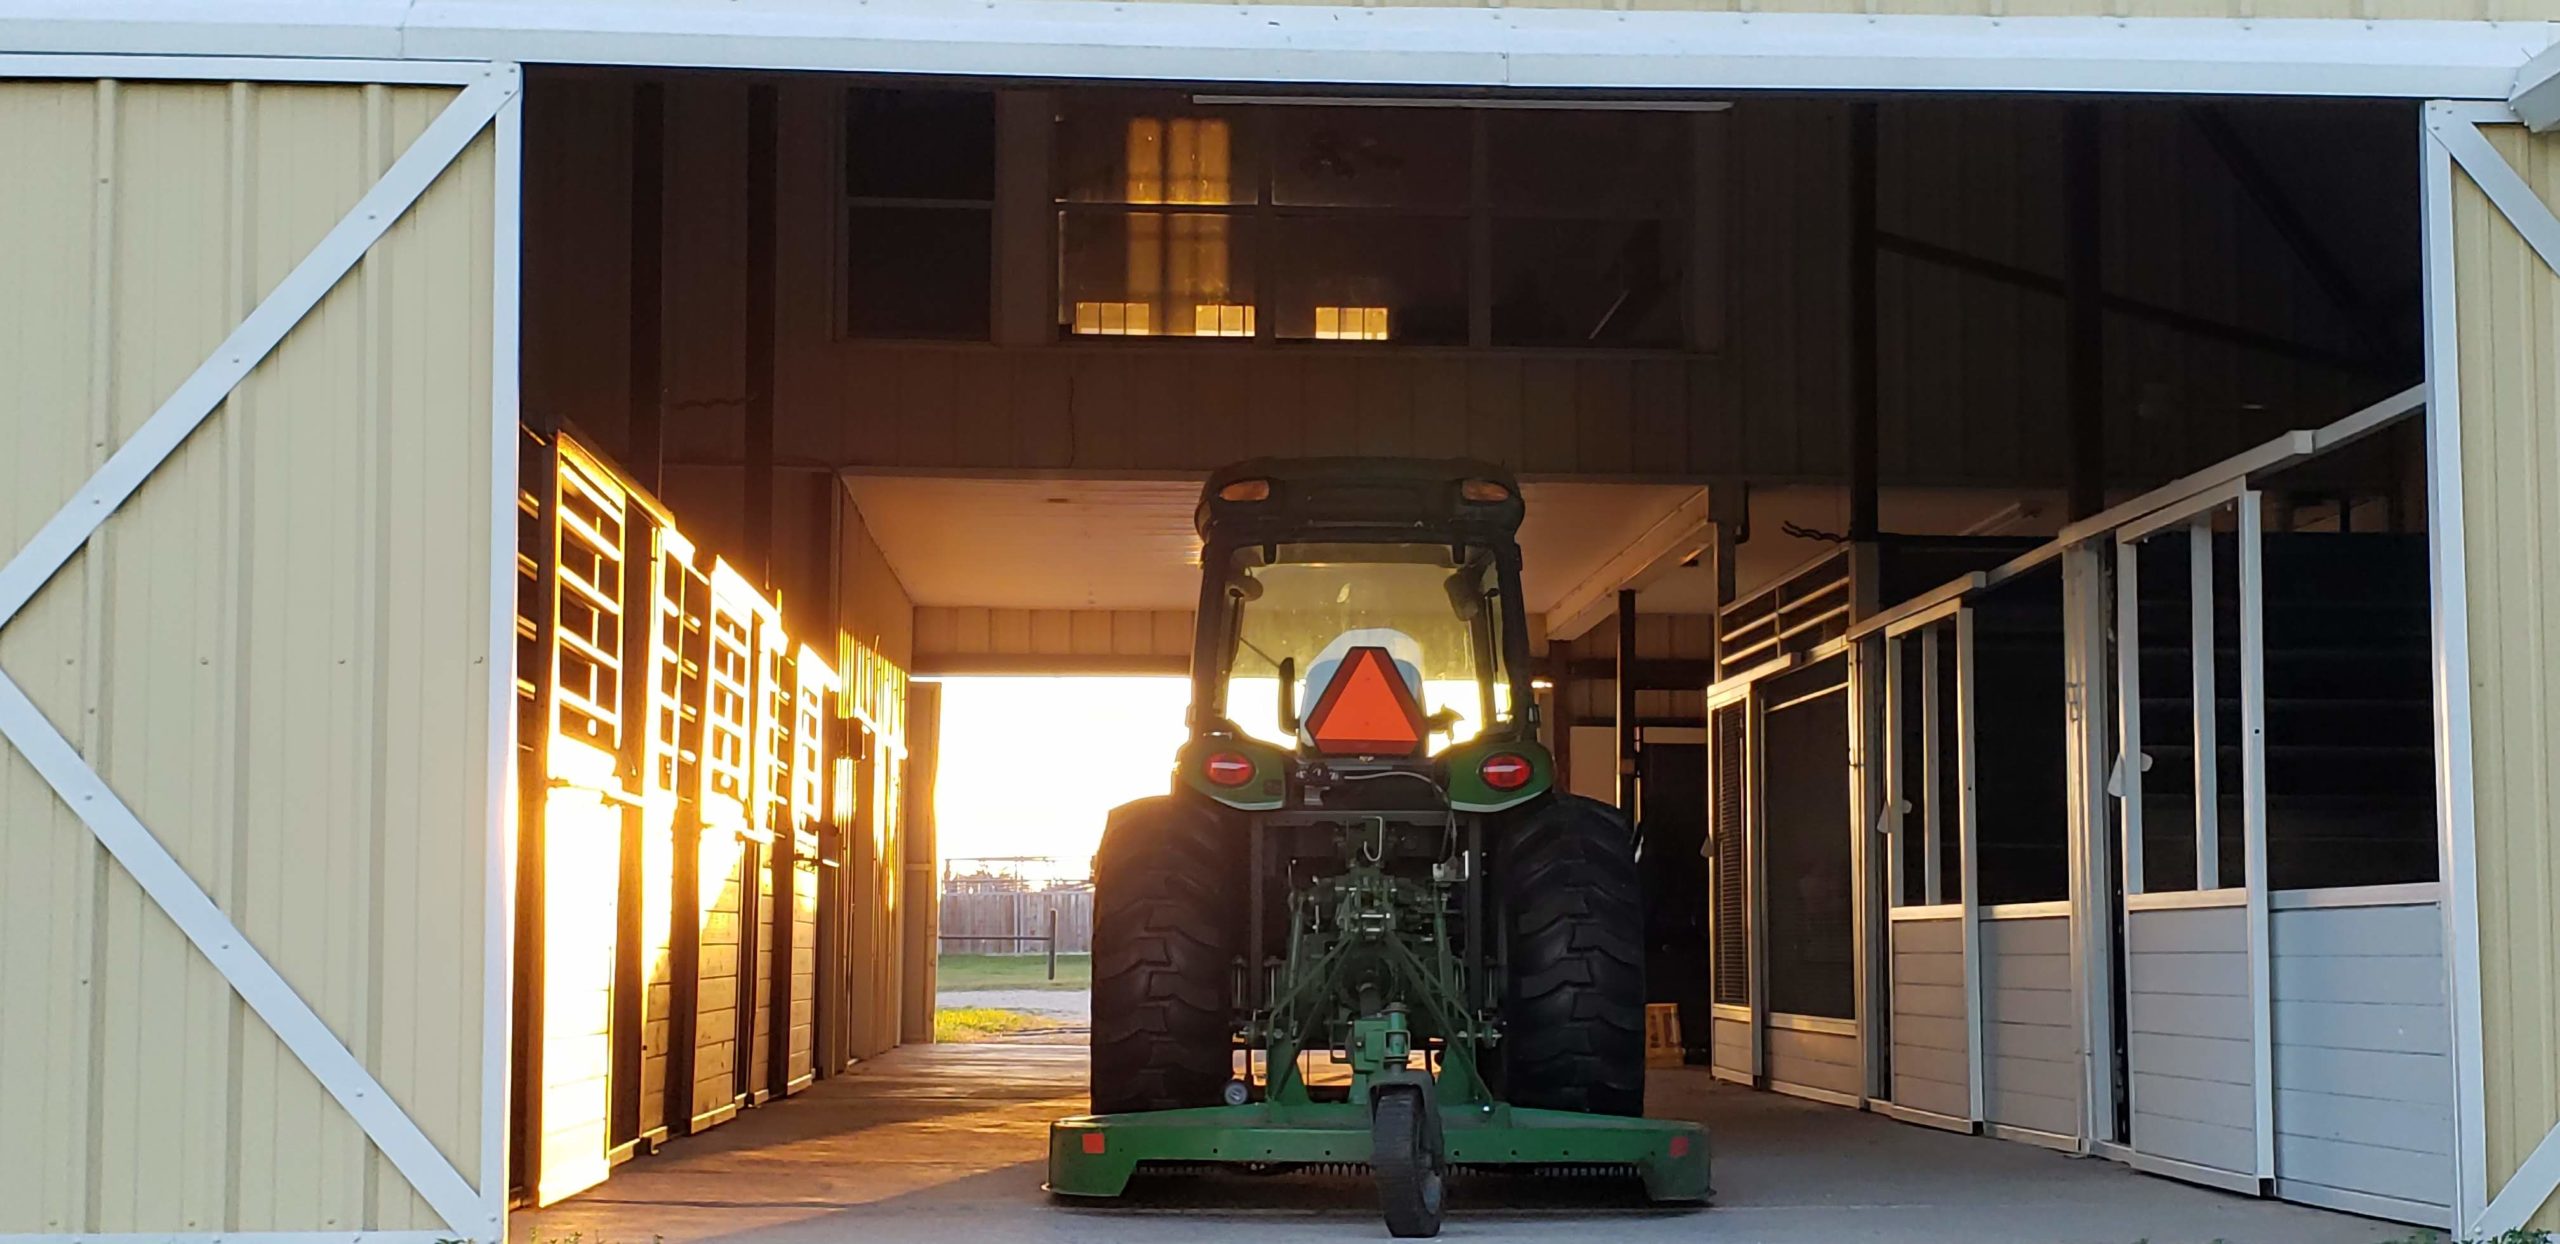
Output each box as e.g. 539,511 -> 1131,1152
934,676 -> 1192,881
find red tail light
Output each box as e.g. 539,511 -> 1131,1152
1479,753 -> 1533,791
1203,751 -> 1256,787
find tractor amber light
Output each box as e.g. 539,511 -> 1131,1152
1081,1132 -> 1106,1155
1479,753 -> 1533,791
1219,478 -> 1272,502
1203,751 -> 1256,787
1460,479 -> 1511,503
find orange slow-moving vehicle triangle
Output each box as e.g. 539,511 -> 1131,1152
1306,646 -> 1427,756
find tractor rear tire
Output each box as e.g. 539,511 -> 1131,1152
1497,794 -> 1648,1117
1089,796 -> 1240,1114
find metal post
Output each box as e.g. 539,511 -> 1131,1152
1922,624 -> 1943,906
1884,635 -> 1905,909
2115,537 -> 2146,897
1956,608 -> 1986,1125
1047,904 -> 1060,982
2190,519 -> 2220,890
1850,101 -> 1881,543
627,82 -> 664,493
2063,543 -> 2119,1149
2237,492 -> 2274,1182
2066,105 -> 2105,522
1618,588 -> 1640,817
744,84 -> 778,586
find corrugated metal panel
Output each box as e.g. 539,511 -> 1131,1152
2451,123 -> 2560,1232
0,80 -> 492,1233
1055,0 -> 2558,15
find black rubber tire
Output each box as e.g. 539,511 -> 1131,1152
1089,796 -> 1241,1114
1372,1087 -> 1446,1239
1496,794 -> 1648,1117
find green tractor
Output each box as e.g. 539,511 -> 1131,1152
1047,458 -> 1710,1237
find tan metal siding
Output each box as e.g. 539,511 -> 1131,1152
0,80 -> 492,1233
2451,122 -> 2560,1231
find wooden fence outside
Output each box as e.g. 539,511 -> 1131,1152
939,888 -> 1094,955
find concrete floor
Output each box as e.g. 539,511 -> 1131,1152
514,1043 -> 2414,1244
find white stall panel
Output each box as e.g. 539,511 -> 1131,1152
1890,915 -> 1971,1122
2270,897 -> 2452,1227
1982,914 -> 2080,1142
2126,903 -> 2257,1178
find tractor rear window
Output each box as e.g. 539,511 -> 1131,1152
1220,545 -> 1513,752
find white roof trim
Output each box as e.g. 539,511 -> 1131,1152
0,0 -> 2549,98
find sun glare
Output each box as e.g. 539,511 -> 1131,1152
933,676 -> 1192,882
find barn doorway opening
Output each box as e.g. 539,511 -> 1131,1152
929,675 -> 1188,1041
506,59 -> 2449,1237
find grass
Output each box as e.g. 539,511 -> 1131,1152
934,1006 -> 1050,1043
937,951 -> 1092,991
2387,1234 -> 2554,1244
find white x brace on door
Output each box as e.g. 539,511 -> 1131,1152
0,58 -> 520,1242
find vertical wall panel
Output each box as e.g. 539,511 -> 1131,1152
0,79 -> 491,1234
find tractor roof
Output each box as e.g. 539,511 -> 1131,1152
1194,457 -> 1526,545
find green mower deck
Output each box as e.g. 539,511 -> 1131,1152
1046,1101 -> 1711,1203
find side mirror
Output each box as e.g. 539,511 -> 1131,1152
1278,657 -> 1300,735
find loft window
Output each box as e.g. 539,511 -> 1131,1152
844,87 -> 995,340
1055,94 -> 1692,348
1058,107 -> 1257,339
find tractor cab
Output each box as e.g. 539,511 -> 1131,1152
1176,459 -> 1553,816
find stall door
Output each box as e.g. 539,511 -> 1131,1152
1880,609 -> 1982,1133
527,446 -> 635,1205
2111,487 -> 2272,1196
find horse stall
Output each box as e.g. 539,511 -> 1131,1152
513,430 -> 846,1205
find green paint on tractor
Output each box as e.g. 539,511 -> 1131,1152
1051,458 -> 1710,1238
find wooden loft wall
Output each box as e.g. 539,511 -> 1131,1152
519,77 -> 2410,491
